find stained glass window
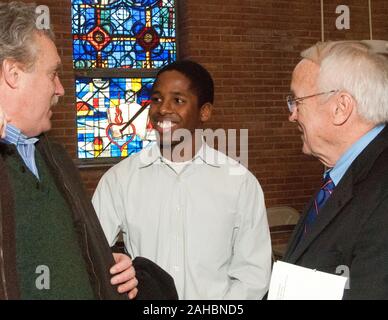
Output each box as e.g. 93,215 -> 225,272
76,77 -> 156,158
72,0 -> 176,69
71,0 -> 177,159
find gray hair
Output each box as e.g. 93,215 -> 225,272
301,41 -> 388,124
0,1 -> 54,70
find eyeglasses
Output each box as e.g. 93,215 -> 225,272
286,90 -> 339,113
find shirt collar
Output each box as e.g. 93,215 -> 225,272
138,140 -> 221,169
326,124 -> 385,185
192,142 -> 222,167
1,123 -> 39,146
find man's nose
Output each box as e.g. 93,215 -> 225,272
288,108 -> 297,122
55,77 -> 65,96
159,100 -> 173,114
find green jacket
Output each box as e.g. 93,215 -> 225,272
0,134 -> 127,300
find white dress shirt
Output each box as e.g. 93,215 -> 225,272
92,142 -> 272,299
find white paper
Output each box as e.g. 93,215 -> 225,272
268,261 -> 347,300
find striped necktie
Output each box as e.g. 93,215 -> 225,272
304,172 -> 335,234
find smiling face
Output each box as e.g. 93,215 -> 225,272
149,70 -> 211,153
6,32 -> 64,137
288,59 -> 334,161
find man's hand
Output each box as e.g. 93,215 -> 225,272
111,253 -> 138,299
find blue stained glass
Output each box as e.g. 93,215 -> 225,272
72,0 -> 176,69
72,0 -> 177,159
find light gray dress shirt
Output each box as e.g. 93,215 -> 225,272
92,142 -> 272,299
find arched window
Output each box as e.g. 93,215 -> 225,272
72,0 -> 177,159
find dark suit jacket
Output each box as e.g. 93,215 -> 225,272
283,125 -> 388,300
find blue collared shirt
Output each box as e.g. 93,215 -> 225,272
327,124 -> 385,186
0,124 -> 40,180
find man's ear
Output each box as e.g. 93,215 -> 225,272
332,92 -> 354,126
199,102 -> 213,123
1,59 -> 22,89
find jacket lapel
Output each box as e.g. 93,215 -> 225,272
285,174 -> 354,263
282,197 -> 313,261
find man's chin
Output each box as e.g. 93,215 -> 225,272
39,122 -> 52,136
156,129 -> 180,147
302,144 -> 312,156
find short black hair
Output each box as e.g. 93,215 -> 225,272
155,60 -> 214,107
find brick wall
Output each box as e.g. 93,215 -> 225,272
19,1 -> 388,220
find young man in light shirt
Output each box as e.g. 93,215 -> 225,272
93,60 -> 272,299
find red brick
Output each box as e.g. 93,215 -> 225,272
33,0 -> 388,210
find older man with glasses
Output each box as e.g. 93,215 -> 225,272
282,40 -> 388,299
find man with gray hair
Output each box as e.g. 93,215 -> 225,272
283,41 -> 388,299
0,1 -> 140,299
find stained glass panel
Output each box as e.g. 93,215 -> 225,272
72,0 -> 176,69
76,77 -> 156,158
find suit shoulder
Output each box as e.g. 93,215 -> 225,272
368,146 -> 388,183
